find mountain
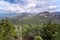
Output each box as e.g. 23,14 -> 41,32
0,12 -> 33,19
10,11 -> 60,25
10,12 -> 33,23
53,12 -> 60,15
0,11 -> 60,25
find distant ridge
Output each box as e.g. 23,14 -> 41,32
8,11 -> 60,25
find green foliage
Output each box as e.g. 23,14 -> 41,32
40,21 -> 60,40
22,20 -> 60,40
34,36 -> 43,40
0,17 -> 60,40
0,17 -> 17,40
22,24 -> 44,40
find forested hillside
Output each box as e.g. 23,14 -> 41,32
0,16 -> 60,40
0,11 -> 60,40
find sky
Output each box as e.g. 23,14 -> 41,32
0,0 -> 60,13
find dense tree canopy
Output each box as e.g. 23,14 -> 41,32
0,17 -> 17,40
0,17 -> 60,40
22,21 -> 60,40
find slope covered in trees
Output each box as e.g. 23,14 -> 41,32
0,12 -> 60,40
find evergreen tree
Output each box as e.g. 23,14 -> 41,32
0,17 -> 17,40
41,21 -> 60,40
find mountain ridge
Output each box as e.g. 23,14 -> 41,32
8,11 -> 60,25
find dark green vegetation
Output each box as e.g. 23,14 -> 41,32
0,17 -> 17,40
22,21 -> 60,40
0,11 -> 60,40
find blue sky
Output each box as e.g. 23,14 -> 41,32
0,0 -> 60,13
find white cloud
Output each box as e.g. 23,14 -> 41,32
47,5 -> 58,11
0,1 -> 25,13
0,0 -> 59,13
49,5 -> 57,9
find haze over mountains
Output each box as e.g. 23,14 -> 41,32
0,13 -> 17,19
0,11 -> 60,18
1,11 -> 59,24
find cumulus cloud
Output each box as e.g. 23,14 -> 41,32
0,0 -> 59,13
0,1 -> 25,13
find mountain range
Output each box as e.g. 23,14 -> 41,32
0,11 -> 60,25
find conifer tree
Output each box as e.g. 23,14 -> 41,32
0,17 -> 17,40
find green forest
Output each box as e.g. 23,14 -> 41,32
0,17 -> 60,40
